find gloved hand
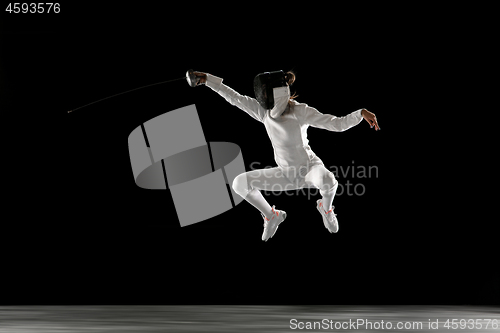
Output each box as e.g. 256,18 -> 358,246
186,70 -> 207,87
193,72 -> 207,85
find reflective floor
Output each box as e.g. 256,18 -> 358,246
0,306 -> 499,332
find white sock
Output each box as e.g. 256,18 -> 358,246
244,189 -> 274,220
320,182 -> 338,212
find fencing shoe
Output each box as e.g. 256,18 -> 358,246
316,200 -> 338,233
261,205 -> 287,241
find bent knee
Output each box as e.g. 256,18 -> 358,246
321,172 -> 338,192
232,173 -> 250,196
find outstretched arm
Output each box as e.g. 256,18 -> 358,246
302,105 -> 380,132
193,72 -> 266,123
302,106 -> 363,132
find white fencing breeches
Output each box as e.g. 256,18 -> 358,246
233,164 -> 338,195
232,164 -> 338,216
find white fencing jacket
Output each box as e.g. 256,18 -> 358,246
206,74 -> 363,182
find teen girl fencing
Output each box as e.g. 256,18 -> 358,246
192,70 -> 380,241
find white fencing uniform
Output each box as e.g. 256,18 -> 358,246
205,74 -> 363,217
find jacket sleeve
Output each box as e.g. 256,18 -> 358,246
205,74 -> 267,123
300,104 -> 363,132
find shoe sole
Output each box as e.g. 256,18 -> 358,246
264,212 -> 287,242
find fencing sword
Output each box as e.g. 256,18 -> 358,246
67,69 -> 202,113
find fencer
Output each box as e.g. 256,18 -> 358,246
193,71 -> 380,241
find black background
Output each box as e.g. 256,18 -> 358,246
1,3 -> 497,305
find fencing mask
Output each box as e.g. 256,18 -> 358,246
253,70 -> 290,118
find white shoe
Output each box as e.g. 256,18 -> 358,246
316,200 -> 338,233
261,206 -> 287,241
